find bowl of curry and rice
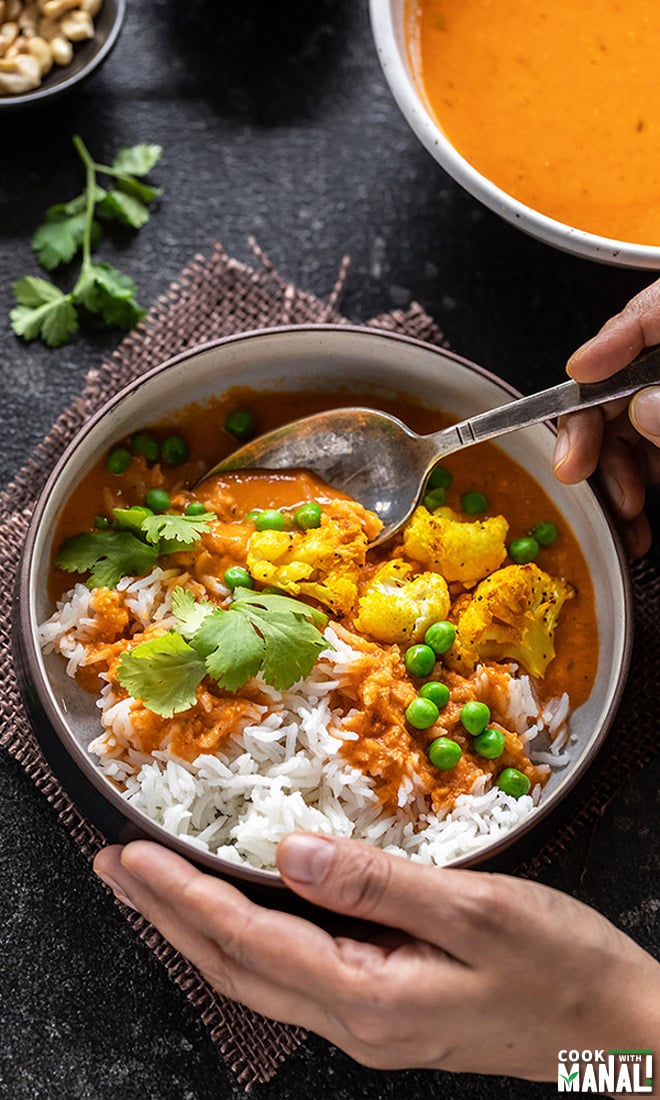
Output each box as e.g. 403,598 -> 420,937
14,325 -> 631,895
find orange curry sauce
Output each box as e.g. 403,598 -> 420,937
51,386 -> 598,815
409,0 -> 660,244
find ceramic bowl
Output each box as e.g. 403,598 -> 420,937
369,0 -> 660,269
14,325 -> 632,902
0,0 -> 125,110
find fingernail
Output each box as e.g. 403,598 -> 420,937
94,868 -> 136,910
553,427 -> 569,471
565,340 -> 594,377
279,834 -> 335,884
631,388 -> 660,437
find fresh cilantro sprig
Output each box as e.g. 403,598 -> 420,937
56,507 -> 215,590
10,136 -> 162,348
116,586 -> 330,716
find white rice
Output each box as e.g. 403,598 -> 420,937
39,570 -> 571,871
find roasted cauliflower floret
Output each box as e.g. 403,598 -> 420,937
353,558 -> 450,645
246,500 -> 378,617
447,563 -> 574,679
402,506 -> 509,587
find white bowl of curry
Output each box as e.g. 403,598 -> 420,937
14,326 -> 632,898
371,0 -> 660,268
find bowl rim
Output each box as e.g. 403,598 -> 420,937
17,322 -> 633,885
369,0 -> 660,270
0,0 -> 126,110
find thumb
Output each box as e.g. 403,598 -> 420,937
630,387 -> 660,449
277,832 -> 487,959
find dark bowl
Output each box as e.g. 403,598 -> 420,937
0,0 -> 125,111
13,325 -> 633,905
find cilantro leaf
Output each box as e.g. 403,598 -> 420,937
233,604 -> 328,689
31,189 -> 106,270
10,277 -> 78,348
73,261 -> 146,330
56,530 -> 158,589
97,189 -> 150,229
231,587 -> 328,629
141,512 -> 215,547
171,586 -> 214,639
112,144 -> 162,177
117,632 -> 206,717
109,586 -> 329,715
193,609 -> 265,692
32,209 -> 90,270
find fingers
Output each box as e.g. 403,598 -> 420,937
567,279 -> 660,382
553,408 -> 604,483
277,833 -> 527,962
93,843 -> 337,1033
598,433 -> 647,522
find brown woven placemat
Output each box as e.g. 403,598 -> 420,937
1,240 -> 658,1091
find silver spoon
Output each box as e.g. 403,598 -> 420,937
205,346 -> 660,547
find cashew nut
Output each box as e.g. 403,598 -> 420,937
79,0 -> 101,13
0,20 -> 18,56
49,32 -> 71,64
18,0 -> 36,32
41,0 -> 79,16
59,8 -> 93,40
26,32 -> 51,72
0,50 -> 40,92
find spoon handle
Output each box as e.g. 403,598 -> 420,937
428,344 -> 660,457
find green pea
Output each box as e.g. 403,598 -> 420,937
161,435 -> 189,466
427,466 -> 452,490
185,501 -> 207,516
460,700 -> 491,736
531,521 -> 558,546
509,536 -> 539,564
404,644 -> 436,678
405,697 -> 440,730
254,509 -> 286,531
224,408 -> 256,441
496,767 -> 531,799
428,736 -> 462,770
245,509 -> 261,524
224,566 -> 254,591
94,514 -> 110,529
423,487 -> 447,511
473,727 -> 506,759
132,432 -> 159,464
295,502 -> 323,530
106,447 -> 132,475
461,491 -> 488,515
424,620 -> 456,655
145,487 -> 171,513
419,681 -> 450,709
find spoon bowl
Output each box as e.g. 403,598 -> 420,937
207,346 -> 660,543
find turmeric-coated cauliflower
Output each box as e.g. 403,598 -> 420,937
353,558 -> 450,645
402,506 -> 509,587
246,499 -> 378,617
447,562 -> 574,679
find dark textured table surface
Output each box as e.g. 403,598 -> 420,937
1,4 -> 659,1098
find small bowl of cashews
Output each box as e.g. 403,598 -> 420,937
0,0 -> 125,107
